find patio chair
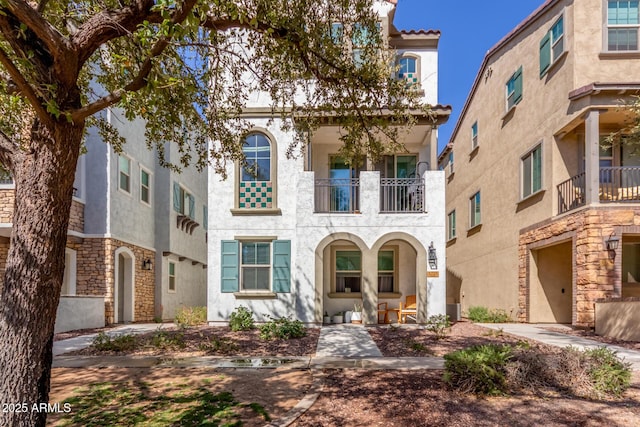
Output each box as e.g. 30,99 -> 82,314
398,295 -> 417,324
377,302 -> 389,324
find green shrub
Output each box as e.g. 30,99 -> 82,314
444,344 -> 512,395
259,316 -> 306,340
92,332 -> 137,352
150,328 -> 186,350
467,306 -> 511,323
174,306 -> 207,328
199,336 -> 239,354
584,347 -> 632,397
229,306 -> 255,332
424,314 -> 451,339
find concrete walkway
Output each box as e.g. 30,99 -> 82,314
315,324 -> 382,358
481,323 -> 640,370
53,323 -> 164,356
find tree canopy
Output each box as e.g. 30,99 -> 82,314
0,0 -> 425,174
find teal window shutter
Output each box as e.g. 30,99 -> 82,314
173,182 -> 181,212
540,32 -> 551,76
514,66 -> 523,104
221,240 -> 239,292
188,194 -> 195,219
272,240 -> 291,293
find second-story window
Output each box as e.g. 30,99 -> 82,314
448,210 -> 457,240
506,67 -> 523,111
238,132 -> 275,210
522,144 -> 543,198
140,169 -> 151,205
173,182 -> 195,218
470,191 -> 481,228
118,155 -> 131,193
607,1 -> 639,51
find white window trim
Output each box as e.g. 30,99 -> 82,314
139,166 -> 152,206
604,0 -> 640,52
239,240 -> 272,292
520,143 -> 544,200
448,209 -> 457,241
168,261 -> 176,293
550,15 -> 565,62
118,154 -> 132,195
471,121 -> 479,150
176,183 -> 195,219
469,191 -> 481,229
377,247 -> 398,295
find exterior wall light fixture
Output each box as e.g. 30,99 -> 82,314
142,259 -> 153,271
428,241 -> 437,270
605,231 -> 620,259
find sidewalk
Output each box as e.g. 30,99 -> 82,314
53,322 -> 640,371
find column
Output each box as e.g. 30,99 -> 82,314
584,110 -> 600,205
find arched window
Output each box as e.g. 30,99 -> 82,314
242,133 -> 271,182
237,131 -> 277,211
397,56 -> 419,87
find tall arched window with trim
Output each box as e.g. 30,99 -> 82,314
239,132 -> 274,209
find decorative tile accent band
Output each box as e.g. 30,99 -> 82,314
239,181 -> 273,209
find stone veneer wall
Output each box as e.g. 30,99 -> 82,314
73,238 -> 155,324
519,207 -> 640,327
0,189 -> 84,233
0,189 -> 14,223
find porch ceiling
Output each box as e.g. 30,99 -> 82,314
556,107 -> 635,137
309,123 -> 433,146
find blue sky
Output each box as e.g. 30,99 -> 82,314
393,0 -> 543,154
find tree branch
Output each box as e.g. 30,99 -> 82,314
3,0 -> 67,58
0,46 -> 52,126
71,0 -> 158,66
70,0 -> 198,122
0,128 -> 18,159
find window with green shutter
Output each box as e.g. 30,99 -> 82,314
522,144 -> 543,198
221,240 -> 291,293
506,67 -> 523,110
540,15 -> 564,77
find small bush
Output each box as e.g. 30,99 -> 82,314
174,306 -> 207,328
584,347 -> 631,397
92,332 -> 136,352
467,306 -> 511,323
424,314 -> 451,339
229,306 -> 255,332
150,328 -> 186,350
199,336 -> 239,354
444,344 -> 512,395
259,316 -> 306,340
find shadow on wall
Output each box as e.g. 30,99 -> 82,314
446,268 -> 462,305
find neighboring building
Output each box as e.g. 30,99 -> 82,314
439,0 -> 640,327
207,0 -> 451,325
0,108 -> 208,332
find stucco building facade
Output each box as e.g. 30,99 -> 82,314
439,0 -> 640,327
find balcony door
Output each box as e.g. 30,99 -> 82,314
379,155 -> 420,212
329,156 -> 361,212
381,155 -> 417,179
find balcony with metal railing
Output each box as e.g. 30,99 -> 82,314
557,167 -> 640,214
380,178 -> 424,213
314,178 -> 360,213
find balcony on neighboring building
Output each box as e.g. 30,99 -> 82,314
558,167 -> 640,214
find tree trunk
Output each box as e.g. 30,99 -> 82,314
0,117 -> 83,427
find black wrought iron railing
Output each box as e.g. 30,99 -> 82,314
314,178 -> 360,213
380,178 -> 424,213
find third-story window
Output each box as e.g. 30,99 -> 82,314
398,56 -> 419,87
540,15 -> 565,76
471,121 -> 479,150
140,169 -> 150,204
522,144 -> 543,198
506,67 -> 523,110
607,1 -> 639,51
448,210 -> 457,240
173,182 -> 195,218
470,191 -> 481,228
118,155 -> 131,193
